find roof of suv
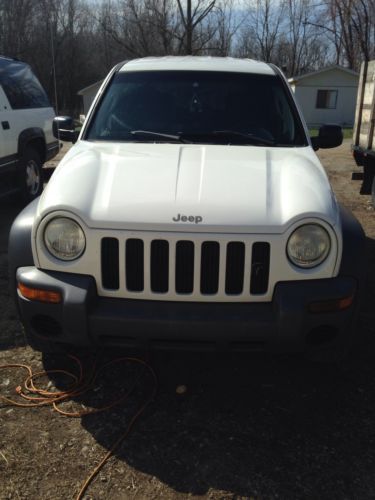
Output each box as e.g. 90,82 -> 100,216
119,56 -> 275,75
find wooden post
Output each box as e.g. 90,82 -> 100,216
353,61 -> 367,147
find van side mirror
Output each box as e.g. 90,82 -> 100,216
311,124 -> 343,151
53,116 -> 79,143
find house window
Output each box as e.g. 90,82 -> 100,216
316,89 -> 338,109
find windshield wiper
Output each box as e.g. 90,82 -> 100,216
130,129 -> 276,146
130,130 -> 188,143
210,130 -> 276,146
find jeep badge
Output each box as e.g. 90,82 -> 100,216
173,213 -> 203,224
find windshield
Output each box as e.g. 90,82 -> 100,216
85,70 -> 307,147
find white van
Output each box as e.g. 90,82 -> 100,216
0,56 -> 58,201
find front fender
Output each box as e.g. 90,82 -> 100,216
8,198 -> 38,297
18,128 -> 45,155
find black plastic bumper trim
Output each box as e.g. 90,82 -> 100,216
17,266 -> 358,352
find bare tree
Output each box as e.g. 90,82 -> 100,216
1,0 -> 371,116
206,0 -> 244,56
253,0 -> 285,61
176,0 -> 216,54
237,0 -> 286,61
145,0 -> 181,54
281,0 -> 327,76
307,0 -> 375,70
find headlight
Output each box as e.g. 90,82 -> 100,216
287,224 -> 330,268
44,217 -> 85,261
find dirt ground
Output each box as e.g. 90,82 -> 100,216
2,140 -> 375,500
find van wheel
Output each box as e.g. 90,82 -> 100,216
19,148 -> 43,202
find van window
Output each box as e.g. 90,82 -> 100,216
0,60 -> 50,109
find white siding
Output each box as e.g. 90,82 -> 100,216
290,68 -> 359,127
293,86 -> 358,126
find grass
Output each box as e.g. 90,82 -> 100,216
309,127 -> 353,139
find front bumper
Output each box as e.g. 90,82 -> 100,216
16,267 -> 359,353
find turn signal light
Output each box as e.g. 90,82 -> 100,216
309,295 -> 354,313
18,283 -> 62,304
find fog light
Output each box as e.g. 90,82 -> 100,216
18,283 -> 62,304
309,295 -> 354,313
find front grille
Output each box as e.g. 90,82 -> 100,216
100,236 -> 271,300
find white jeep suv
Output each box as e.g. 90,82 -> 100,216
9,57 -> 365,359
0,56 -> 58,201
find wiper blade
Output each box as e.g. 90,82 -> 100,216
130,130 -> 188,142
211,130 -> 276,146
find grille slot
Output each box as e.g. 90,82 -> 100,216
101,238 -> 119,290
176,241 -> 194,294
126,239 -> 144,291
225,242 -> 245,294
250,242 -> 270,294
151,240 -> 169,293
200,241 -> 220,294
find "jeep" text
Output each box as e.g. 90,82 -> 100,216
173,213 -> 203,224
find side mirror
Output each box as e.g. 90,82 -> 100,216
311,124 -> 343,151
53,116 -> 79,143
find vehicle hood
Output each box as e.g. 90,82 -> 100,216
37,141 -> 339,233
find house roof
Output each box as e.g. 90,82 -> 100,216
288,65 -> 359,84
78,80 -> 104,95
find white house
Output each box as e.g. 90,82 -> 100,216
78,80 -> 103,115
288,66 -> 359,128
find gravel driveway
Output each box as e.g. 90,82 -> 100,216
1,139 -> 375,500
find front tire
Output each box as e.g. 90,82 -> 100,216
18,147 -> 43,203
23,325 -> 69,354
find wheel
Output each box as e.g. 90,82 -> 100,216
306,336 -> 351,365
18,147 -> 43,203
23,326 -> 68,354
306,314 -> 359,368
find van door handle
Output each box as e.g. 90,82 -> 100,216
1,121 -> 10,130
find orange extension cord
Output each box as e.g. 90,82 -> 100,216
0,354 -> 158,500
